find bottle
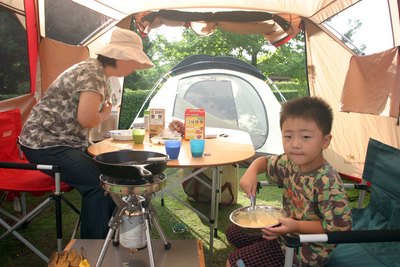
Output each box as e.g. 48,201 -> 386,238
144,110 -> 150,132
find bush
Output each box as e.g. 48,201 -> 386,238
272,81 -> 308,102
118,89 -> 150,129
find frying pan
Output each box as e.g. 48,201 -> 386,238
93,150 -> 168,180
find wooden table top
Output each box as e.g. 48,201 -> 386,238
87,128 -> 255,168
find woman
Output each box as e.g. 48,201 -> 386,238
19,28 -> 154,238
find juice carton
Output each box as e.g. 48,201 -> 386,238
184,108 -> 205,140
149,108 -> 165,138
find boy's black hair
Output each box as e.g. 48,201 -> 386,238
97,54 -> 116,67
280,96 -> 333,135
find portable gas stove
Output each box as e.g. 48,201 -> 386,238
95,173 -> 170,267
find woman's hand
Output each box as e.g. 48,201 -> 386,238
77,91 -> 111,128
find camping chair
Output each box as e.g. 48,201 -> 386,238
283,138 -> 400,267
0,109 -> 80,262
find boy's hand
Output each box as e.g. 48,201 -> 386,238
239,169 -> 258,197
239,156 -> 268,197
261,217 -> 297,240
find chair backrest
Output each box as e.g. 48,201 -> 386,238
0,108 -> 72,194
354,138 -> 400,230
347,138 -> 400,265
0,109 -> 23,162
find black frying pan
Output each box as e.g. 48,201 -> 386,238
93,150 -> 168,180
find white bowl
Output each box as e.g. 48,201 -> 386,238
109,130 -> 133,141
150,136 -> 181,145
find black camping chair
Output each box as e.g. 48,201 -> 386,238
283,138 -> 400,267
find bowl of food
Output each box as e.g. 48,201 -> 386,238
109,130 -> 133,141
230,205 -> 284,235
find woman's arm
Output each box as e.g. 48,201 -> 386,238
77,91 -> 112,128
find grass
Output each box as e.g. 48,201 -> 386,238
0,168 -> 368,267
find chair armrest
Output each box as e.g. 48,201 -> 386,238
284,230 -> 400,248
0,161 -> 59,173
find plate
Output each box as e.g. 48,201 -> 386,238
150,136 -> 181,145
229,205 -> 284,229
109,130 -> 133,141
205,128 -> 219,139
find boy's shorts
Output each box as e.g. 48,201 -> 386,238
226,223 -> 284,267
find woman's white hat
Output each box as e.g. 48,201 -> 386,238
96,27 -> 154,69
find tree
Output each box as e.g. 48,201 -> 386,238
258,32 -> 306,83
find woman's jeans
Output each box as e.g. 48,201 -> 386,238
21,145 -> 115,239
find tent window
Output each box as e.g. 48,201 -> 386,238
44,0 -> 115,45
322,0 -> 393,55
0,8 -> 30,100
174,74 -> 268,149
184,80 -> 238,122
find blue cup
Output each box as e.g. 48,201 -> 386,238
165,140 -> 181,160
190,139 -> 205,157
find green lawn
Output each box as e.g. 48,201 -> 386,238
0,168 -> 368,267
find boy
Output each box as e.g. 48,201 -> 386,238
226,96 -> 352,266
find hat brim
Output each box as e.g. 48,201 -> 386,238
97,44 -> 154,70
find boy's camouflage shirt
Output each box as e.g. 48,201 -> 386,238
265,154 -> 352,266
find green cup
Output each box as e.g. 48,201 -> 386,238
132,128 -> 145,144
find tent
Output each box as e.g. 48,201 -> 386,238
146,55 -> 284,156
0,0 -> 399,181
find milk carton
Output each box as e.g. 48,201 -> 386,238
149,108 -> 165,138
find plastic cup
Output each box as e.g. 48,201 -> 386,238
190,139 -> 205,157
132,128 -> 145,144
165,140 -> 181,160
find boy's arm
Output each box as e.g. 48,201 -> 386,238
261,218 -> 324,240
239,156 -> 268,197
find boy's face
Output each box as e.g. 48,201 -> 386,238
281,117 -> 331,172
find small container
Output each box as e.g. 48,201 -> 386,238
132,128 -> 145,144
119,213 -> 147,249
165,140 -> 181,159
144,110 -> 150,132
190,139 -> 205,157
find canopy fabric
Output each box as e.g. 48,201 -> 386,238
38,37 -> 89,95
134,10 -> 302,46
340,46 -> 400,123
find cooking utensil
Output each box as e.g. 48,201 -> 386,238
250,195 -> 256,208
249,195 -> 257,221
114,157 -> 168,178
229,205 -> 284,235
93,150 -> 168,180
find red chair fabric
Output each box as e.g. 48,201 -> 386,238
0,109 -> 71,195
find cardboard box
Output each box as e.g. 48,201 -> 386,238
184,108 -> 205,140
149,108 -> 165,138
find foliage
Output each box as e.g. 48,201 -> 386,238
125,28 -> 307,92
118,89 -> 150,129
273,81 -> 309,101
0,8 -> 30,97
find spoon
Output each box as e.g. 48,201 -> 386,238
249,195 -> 257,222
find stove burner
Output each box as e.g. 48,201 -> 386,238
100,173 -> 167,196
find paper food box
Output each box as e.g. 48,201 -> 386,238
149,108 -> 165,138
184,108 -> 205,140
